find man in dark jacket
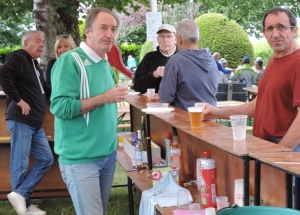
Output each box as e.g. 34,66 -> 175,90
133,24 -> 178,94
0,30 -> 53,215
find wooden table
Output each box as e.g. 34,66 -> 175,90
217,100 -> 245,108
125,95 -> 292,209
250,152 -> 300,209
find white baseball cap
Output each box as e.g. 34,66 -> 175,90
156,24 -> 176,34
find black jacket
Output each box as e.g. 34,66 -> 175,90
134,45 -> 178,94
0,49 -> 51,128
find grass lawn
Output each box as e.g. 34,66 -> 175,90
0,162 -> 141,215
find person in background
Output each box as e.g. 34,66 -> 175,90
230,56 -> 256,87
220,58 -> 227,69
45,34 -> 76,85
134,24 -> 178,94
204,7 -> 300,151
50,7 -> 128,215
213,52 -> 235,76
218,70 -> 228,83
127,54 -> 137,72
0,30 -> 53,215
255,57 -> 265,86
159,20 -> 218,111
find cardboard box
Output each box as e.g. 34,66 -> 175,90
152,167 -> 179,186
124,138 -> 161,161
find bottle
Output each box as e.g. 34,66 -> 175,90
131,133 -> 137,170
172,127 -> 185,183
165,132 -> 172,167
199,150 -> 218,208
135,130 -> 143,172
140,116 -> 148,171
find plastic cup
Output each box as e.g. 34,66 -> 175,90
194,102 -> 206,109
205,207 -> 216,215
118,81 -> 128,88
229,115 -> 248,140
189,202 -> 200,210
216,196 -> 228,211
187,107 -> 204,128
177,189 -> 190,209
147,88 -> 155,100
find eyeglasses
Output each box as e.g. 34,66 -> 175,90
263,24 -> 294,34
57,34 -> 69,39
157,35 -> 175,40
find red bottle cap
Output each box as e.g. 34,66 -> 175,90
166,132 -> 172,138
203,150 -> 211,158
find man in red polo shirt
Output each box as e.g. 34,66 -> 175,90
204,7 -> 300,151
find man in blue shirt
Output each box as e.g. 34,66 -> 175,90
213,52 -> 235,75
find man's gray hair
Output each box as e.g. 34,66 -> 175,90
21,30 -> 44,48
176,20 -> 199,44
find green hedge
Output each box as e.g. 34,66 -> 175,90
119,43 -> 141,65
195,13 -> 254,68
0,46 -> 20,63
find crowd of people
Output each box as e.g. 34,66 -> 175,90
0,5 -> 299,215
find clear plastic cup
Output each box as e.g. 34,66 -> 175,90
216,196 -> 228,211
187,107 -> 204,128
229,115 -> 248,140
205,207 -> 216,215
177,189 -> 190,209
147,88 -> 155,100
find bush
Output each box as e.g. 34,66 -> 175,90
253,41 -> 273,66
195,13 -> 254,68
139,41 -> 153,63
0,46 -> 20,63
119,43 -> 141,64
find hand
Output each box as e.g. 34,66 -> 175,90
104,86 -> 129,103
153,66 -> 165,78
146,93 -> 160,102
202,103 -> 218,119
17,99 -> 31,116
231,69 -> 236,73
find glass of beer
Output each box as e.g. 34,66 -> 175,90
187,107 -> 204,128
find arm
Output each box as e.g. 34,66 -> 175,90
279,106 -> 300,149
158,63 -> 177,104
203,98 -> 256,119
216,61 -> 231,74
133,55 -> 160,94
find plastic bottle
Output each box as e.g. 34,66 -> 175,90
199,150 -> 218,208
135,130 -> 143,172
172,127 -> 185,183
165,132 -> 172,167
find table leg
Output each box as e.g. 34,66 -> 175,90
254,160 -> 261,205
129,105 -> 133,132
127,176 -> 134,215
243,156 -> 250,206
286,173 -> 293,208
294,177 -> 300,210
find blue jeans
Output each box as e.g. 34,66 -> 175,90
59,151 -> 116,215
7,120 -> 54,207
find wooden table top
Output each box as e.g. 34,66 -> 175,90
250,152 -> 300,177
217,100 -> 245,108
243,87 -> 258,95
125,95 -> 291,157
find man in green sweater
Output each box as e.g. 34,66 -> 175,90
50,7 -> 128,215
230,56 -> 256,87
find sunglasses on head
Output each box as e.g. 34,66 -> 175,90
57,34 -> 69,39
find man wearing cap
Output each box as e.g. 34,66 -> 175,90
230,56 -> 256,87
220,58 -> 227,69
212,52 -> 235,76
133,24 -> 178,94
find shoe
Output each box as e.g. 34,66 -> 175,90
7,191 -> 27,215
26,205 -> 47,215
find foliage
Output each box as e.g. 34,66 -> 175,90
0,12 -> 34,48
253,41 -> 273,66
119,43 -> 142,63
78,19 -> 86,42
195,13 -> 254,68
0,46 -> 21,63
139,41 -> 153,62
119,25 -> 147,45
